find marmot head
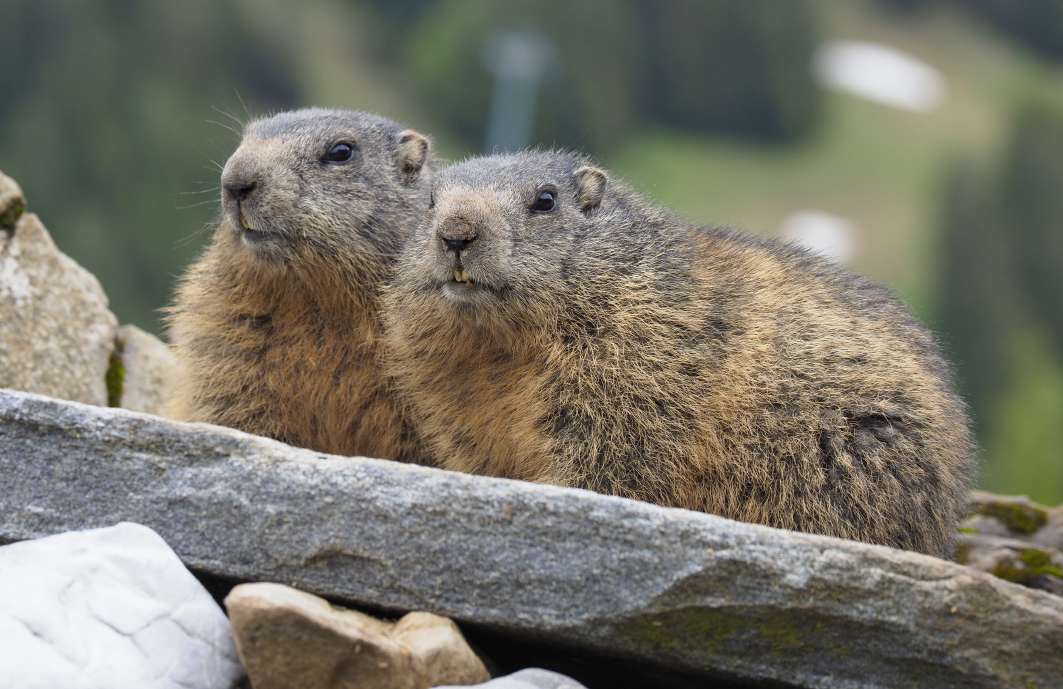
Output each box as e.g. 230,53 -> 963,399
218,109 -> 432,276
391,151 -> 607,330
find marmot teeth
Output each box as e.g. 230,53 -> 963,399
453,268 -> 473,284
241,216 -> 254,231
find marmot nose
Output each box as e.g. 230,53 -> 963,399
223,178 -> 257,202
442,236 -> 474,254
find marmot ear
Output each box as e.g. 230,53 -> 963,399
396,130 -> 430,184
574,166 -> 607,214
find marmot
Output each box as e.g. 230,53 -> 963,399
381,151 -> 974,556
167,109 -> 433,462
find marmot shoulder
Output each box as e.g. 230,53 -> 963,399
167,109 -> 434,461
382,150 -> 974,556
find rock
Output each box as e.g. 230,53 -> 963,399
436,668 -> 587,689
956,491 -> 1063,595
115,324 -> 177,416
0,170 -> 118,406
224,583 -> 488,689
0,387 -> 1061,689
0,521 -> 245,689
0,169 -> 24,232
392,612 -> 491,687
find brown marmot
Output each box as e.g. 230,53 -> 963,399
167,109 -> 433,462
381,151 -> 975,556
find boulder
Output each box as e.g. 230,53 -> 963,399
0,521 -> 245,689
0,169 -> 118,406
0,387 -> 1061,689
115,324 -> 177,416
224,583 -> 488,689
956,491 -> 1063,595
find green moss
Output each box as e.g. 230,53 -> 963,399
991,548 -> 1063,584
106,342 -> 125,408
977,501 -> 1048,534
0,200 -> 25,231
618,607 -> 846,663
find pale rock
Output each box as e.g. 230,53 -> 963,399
437,668 -> 587,689
116,324 -> 177,416
0,169 -> 118,406
0,522 -> 245,689
225,583 -> 487,689
393,612 -> 491,687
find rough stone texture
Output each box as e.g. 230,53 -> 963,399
437,669 -> 587,689
956,491 -> 1063,596
116,324 -> 177,416
0,388 -> 1061,689
0,521 -> 245,689
0,172 -> 118,406
225,583 -> 488,689
392,612 -> 491,687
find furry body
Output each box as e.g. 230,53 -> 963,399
168,109 -> 432,461
383,151 -> 974,556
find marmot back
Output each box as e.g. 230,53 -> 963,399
168,109 -> 433,461
382,151 -> 975,556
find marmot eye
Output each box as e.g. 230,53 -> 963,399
530,191 -> 555,213
324,142 -> 354,163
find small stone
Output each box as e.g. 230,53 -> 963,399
0,172 -> 118,406
0,522 -> 245,689
393,612 -> 490,686
116,324 -> 178,416
0,170 -> 25,231
436,668 -> 587,689
226,583 -> 421,689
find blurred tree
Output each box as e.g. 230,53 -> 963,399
402,0 -> 644,154
955,0 -> 1063,61
0,0 -> 298,334
634,0 -> 820,141
935,158 -> 1020,432
999,97 -> 1063,357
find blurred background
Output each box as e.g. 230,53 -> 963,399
1,0 -> 1060,504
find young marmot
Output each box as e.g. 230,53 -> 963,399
382,151 -> 974,556
167,109 -> 433,462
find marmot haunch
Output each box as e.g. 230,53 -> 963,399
382,151 -> 975,556
167,109 -> 433,461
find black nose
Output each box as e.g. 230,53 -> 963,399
443,236 -> 474,254
224,179 -> 257,202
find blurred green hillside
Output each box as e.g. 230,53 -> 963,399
0,0 -> 1060,503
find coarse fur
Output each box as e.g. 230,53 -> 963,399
382,150 -> 975,556
167,109 -> 434,461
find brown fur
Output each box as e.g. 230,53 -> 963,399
167,109 -> 434,461
382,151 -> 975,556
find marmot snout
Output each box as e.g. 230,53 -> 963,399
168,109 -> 434,462
383,150 -> 975,557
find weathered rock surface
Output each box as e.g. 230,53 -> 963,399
0,521 -> 245,689
0,170 -> 118,406
225,583 -> 488,689
437,669 -> 587,689
1,387 -> 1061,689
115,324 -> 177,416
956,491 -> 1063,596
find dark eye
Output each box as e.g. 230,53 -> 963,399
429,191 -> 435,209
324,142 -> 354,163
530,190 -> 555,213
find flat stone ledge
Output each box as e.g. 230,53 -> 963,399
0,388 -> 1060,689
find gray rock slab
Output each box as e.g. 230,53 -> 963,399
116,324 -> 177,417
1,387 -> 1061,689
437,668 -> 588,689
0,175 -> 118,406
0,521 -> 244,689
